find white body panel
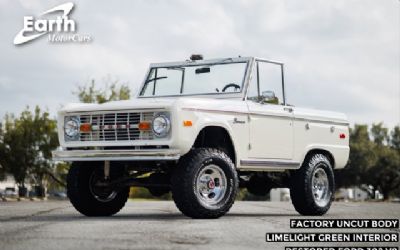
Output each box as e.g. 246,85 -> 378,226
54,57 -> 350,170
247,102 -> 293,159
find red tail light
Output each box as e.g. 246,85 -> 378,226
339,133 -> 346,139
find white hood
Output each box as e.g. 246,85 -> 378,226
59,98 -> 178,113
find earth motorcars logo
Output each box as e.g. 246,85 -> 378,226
14,2 -> 92,45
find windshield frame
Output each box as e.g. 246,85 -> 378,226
137,57 -> 252,99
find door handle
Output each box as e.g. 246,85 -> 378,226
283,107 -> 293,113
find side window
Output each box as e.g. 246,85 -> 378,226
257,61 -> 284,105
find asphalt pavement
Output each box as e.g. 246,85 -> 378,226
0,200 -> 399,250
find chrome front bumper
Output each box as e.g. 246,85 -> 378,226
52,149 -> 181,161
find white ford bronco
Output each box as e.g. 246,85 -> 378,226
53,55 -> 349,218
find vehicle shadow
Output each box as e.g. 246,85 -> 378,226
9,212 -> 299,222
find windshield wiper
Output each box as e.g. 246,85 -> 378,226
144,76 -> 168,84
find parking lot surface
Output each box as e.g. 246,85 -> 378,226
0,200 -> 399,250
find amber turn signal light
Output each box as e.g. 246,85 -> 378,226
183,120 -> 193,127
80,123 -> 92,132
138,121 -> 151,131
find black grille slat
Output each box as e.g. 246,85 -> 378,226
77,112 -> 154,142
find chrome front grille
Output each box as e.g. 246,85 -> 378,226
78,112 -> 154,141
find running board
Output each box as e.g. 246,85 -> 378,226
239,159 -> 301,171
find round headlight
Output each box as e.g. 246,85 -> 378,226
64,117 -> 79,138
152,114 -> 170,137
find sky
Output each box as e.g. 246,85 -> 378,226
0,0 -> 399,128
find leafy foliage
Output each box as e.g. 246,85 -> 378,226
46,162 -> 69,191
336,124 -> 400,199
0,107 -> 59,188
74,76 -> 130,104
391,126 -> 400,151
371,123 -> 389,145
0,123 -> 5,181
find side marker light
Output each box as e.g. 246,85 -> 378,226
183,120 -> 193,127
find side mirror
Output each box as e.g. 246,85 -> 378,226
261,90 -> 279,104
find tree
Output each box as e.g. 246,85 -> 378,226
74,76 -> 130,104
335,123 -> 400,199
0,107 -> 59,196
0,163 -> 5,181
0,113 -> 30,190
26,107 -> 59,189
0,123 -> 6,181
336,125 -> 377,191
388,125 -> 400,197
390,126 -> 400,151
368,124 -> 400,199
46,162 -> 69,191
371,123 -> 389,146
368,146 -> 400,199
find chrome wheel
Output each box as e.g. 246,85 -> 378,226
195,164 -> 227,207
312,168 -> 330,207
89,173 -> 117,202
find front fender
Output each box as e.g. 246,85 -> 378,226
170,108 -> 249,167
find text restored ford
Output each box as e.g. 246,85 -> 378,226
52,55 -> 350,218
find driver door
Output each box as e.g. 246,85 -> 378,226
246,60 -> 294,160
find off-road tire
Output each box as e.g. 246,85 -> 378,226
67,162 -> 129,216
290,153 -> 335,215
171,148 -> 238,219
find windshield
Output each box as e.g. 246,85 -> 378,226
139,62 -> 248,97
